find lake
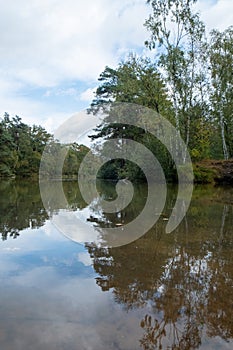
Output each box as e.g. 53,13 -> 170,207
0,179 -> 232,349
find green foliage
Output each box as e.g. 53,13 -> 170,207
193,164 -> 217,184
0,114 -> 89,179
189,112 -> 213,161
145,0 -> 207,138
144,0 -> 233,164
89,56 -> 175,181
91,55 -> 173,118
209,26 -> 233,159
0,114 -> 17,176
176,163 -> 194,183
63,143 -> 90,177
0,114 -> 52,178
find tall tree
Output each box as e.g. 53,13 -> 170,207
89,56 -> 174,180
91,55 -> 172,116
209,26 -> 233,159
144,0 -> 208,159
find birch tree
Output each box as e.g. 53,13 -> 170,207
144,0 -> 207,158
209,26 -> 233,159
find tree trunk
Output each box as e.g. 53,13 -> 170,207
220,111 -> 229,160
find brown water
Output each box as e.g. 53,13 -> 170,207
0,180 -> 232,349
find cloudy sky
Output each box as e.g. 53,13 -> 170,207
0,0 -> 232,132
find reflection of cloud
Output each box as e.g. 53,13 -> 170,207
3,247 -> 20,252
52,210 -> 102,245
0,263 -> 142,350
0,274 -> 105,350
77,252 -> 92,266
42,220 -> 65,238
0,225 -> 68,257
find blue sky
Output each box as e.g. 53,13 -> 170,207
0,0 -> 232,132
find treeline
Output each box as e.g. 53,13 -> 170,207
0,113 -> 52,177
0,113 -> 89,178
89,0 -> 233,181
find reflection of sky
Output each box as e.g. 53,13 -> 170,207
0,222 -> 144,350
52,208 -> 103,245
0,221 -> 95,280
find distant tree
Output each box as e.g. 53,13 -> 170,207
63,143 -> 90,177
0,113 -> 18,177
0,114 -> 53,177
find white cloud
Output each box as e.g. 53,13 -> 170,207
42,111 -> 78,133
0,0 -> 232,130
3,247 -> 21,252
0,0 -> 150,128
44,87 -> 79,98
0,80 -> 72,132
195,0 -> 233,33
80,87 -> 96,102
0,0 -> 150,87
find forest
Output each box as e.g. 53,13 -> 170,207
0,0 -> 232,183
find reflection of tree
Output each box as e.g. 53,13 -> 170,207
86,189 -> 233,349
140,313 -> 201,350
88,180 -> 148,228
87,233 -> 165,309
0,180 -> 49,240
206,205 -> 233,341
0,180 -> 89,241
85,184 -> 178,309
62,181 -> 88,210
139,247 -> 207,349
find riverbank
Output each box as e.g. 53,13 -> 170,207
1,159 -> 233,185
194,159 -> 233,185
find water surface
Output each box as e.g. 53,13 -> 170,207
0,180 -> 232,349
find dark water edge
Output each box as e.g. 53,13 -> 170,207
0,179 -> 232,350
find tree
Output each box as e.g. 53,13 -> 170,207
63,143 -> 90,177
209,26 -> 233,159
91,55 -> 172,116
0,113 -> 53,177
0,113 -> 18,177
144,0 -> 209,160
89,56 -> 174,180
